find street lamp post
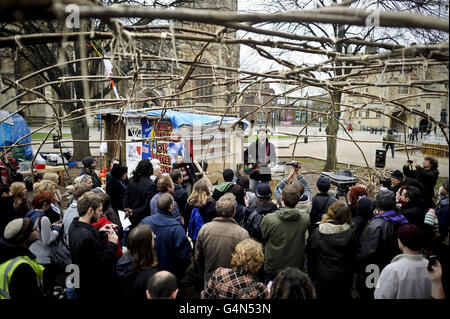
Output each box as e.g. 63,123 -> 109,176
304,107 -> 308,143
319,105 -> 323,132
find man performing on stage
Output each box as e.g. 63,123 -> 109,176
244,128 -> 277,193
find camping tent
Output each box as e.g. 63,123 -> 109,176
0,111 -> 33,160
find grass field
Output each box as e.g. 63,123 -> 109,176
31,133 -> 72,140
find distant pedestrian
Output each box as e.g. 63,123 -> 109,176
385,129 -> 395,158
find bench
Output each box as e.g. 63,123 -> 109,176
20,165 -> 66,185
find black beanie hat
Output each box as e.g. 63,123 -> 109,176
390,170 -> 404,181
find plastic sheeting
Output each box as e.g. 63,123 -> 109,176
145,110 -> 248,130
0,111 -> 33,160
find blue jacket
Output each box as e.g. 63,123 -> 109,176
140,210 -> 191,278
150,192 -> 182,222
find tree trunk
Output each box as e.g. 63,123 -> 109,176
68,113 -> 91,160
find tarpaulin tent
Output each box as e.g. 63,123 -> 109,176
101,109 -> 248,176
0,111 -> 33,160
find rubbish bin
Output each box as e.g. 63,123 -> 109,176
53,134 -> 60,149
375,149 -> 387,168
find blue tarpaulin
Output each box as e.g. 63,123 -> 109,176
145,110 -> 248,130
0,111 -> 33,160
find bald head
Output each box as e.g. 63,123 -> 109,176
146,271 -> 178,299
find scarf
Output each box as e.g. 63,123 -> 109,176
374,209 -> 409,226
255,139 -> 270,164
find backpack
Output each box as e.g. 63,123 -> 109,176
34,215 -> 72,272
188,207 -> 204,241
245,210 -> 264,240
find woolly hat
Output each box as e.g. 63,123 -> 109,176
398,224 -> 424,251
390,170 -> 404,181
223,169 -> 234,182
3,218 -> 34,244
256,183 -> 272,198
82,156 -> 96,168
317,176 -> 331,192
375,189 -> 396,211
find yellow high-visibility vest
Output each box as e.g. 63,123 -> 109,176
0,256 -> 44,299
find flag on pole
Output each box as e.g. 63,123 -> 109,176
103,59 -> 120,99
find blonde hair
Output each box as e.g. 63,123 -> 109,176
10,182 -> 26,211
231,239 -> 264,274
33,179 -> 57,193
42,172 -> 59,184
187,178 -> 213,207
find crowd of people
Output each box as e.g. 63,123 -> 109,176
0,148 -> 448,300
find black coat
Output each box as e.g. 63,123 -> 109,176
116,254 -> 158,299
309,193 -> 338,231
173,183 -> 188,214
68,218 -> 119,299
352,197 -> 375,240
0,238 -> 43,299
399,199 -> 428,229
356,216 -> 403,271
403,165 -> 439,200
0,196 -> 18,237
106,177 -> 127,213
123,176 -> 157,227
307,221 -> 356,299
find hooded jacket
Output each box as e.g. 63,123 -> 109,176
139,210 -> 191,278
0,238 -> 44,299
115,253 -> 158,299
212,182 -> 235,201
356,210 -> 408,271
307,221 -> 356,299
260,207 -> 310,279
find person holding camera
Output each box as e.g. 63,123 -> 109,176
403,157 -> 439,206
68,192 -> 119,300
274,162 -> 312,210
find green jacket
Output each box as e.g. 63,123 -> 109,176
260,207 -> 310,279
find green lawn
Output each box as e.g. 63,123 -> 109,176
31,133 -> 72,140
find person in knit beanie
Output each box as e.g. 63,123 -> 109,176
0,218 -> 44,299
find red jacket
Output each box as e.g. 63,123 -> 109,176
92,216 -> 123,259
